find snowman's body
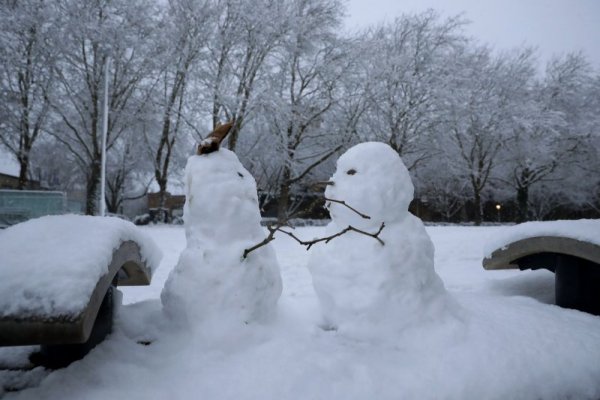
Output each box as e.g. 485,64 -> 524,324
308,142 -> 455,333
161,149 -> 282,327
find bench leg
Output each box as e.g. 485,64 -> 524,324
30,285 -> 116,369
555,255 -> 600,316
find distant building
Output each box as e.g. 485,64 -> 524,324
0,172 -> 42,190
147,192 -> 185,222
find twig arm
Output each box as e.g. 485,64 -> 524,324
286,222 -> 385,250
242,225 -> 278,259
243,222 -> 385,258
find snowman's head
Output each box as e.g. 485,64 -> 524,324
325,142 -> 413,228
184,148 -> 262,243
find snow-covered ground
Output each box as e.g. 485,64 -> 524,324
3,224 -> 600,399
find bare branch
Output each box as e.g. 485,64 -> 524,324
243,222 -> 385,259
278,222 -> 386,250
324,197 -> 371,220
242,224 -> 280,259
288,144 -> 343,184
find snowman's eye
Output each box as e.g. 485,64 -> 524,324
237,172 -> 244,178
346,169 -> 357,175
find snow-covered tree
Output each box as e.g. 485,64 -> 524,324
259,0 -> 352,221
143,0 -> 212,213
360,11 -> 464,169
439,45 -> 514,225
48,0 -> 159,215
201,0 -> 289,151
497,52 -> 594,221
0,0 -> 56,188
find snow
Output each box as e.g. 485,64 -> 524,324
161,149 -> 282,329
2,145 -> 599,398
324,142 -> 414,230
0,215 -> 162,319
308,142 -> 459,337
2,224 -> 600,399
483,219 -> 600,258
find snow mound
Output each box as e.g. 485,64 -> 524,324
309,142 -> 460,336
0,215 -> 162,319
3,225 -> 600,399
161,149 -> 282,328
483,219 -> 600,258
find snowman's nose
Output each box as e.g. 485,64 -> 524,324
313,181 -> 335,188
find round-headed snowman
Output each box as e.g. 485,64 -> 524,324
308,142 -> 457,336
161,122 -> 282,328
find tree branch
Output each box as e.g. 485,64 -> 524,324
243,222 -> 385,259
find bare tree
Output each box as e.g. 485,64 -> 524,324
201,0 -> 289,151
144,0 -> 212,213
48,0 -> 158,214
361,11 -> 465,169
441,45 -> 512,225
259,0 -> 353,221
500,52 -> 596,221
0,0 -> 56,188
105,133 -> 153,214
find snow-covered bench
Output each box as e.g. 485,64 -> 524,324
483,220 -> 600,315
0,215 -> 161,367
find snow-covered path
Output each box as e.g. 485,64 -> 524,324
3,225 -> 600,400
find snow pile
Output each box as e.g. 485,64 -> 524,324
308,142 -> 460,336
484,219 -> 600,257
3,225 -> 600,399
0,215 -> 162,319
161,149 -> 282,328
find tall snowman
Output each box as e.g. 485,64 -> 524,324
308,142 -> 458,336
161,122 -> 282,328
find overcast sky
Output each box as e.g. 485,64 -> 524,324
345,0 -> 600,69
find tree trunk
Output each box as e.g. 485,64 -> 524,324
277,167 -> 291,223
86,160 -> 101,215
17,154 -> 29,189
106,195 -> 119,214
106,177 -> 122,214
516,185 -> 529,223
473,189 -> 482,226
227,118 -> 243,152
156,177 -> 169,223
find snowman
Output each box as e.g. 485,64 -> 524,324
307,142 -> 458,335
161,123 -> 282,328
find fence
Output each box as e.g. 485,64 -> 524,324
0,190 -> 68,228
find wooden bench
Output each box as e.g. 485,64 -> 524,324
483,222 -> 600,315
0,215 -> 159,368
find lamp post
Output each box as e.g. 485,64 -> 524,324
495,204 -> 501,223
100,56 -> 110,217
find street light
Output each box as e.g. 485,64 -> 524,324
100,56 -> 110,217
495,204 -> 501,222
